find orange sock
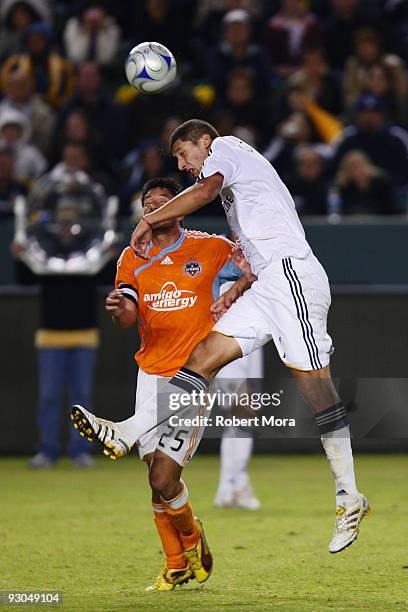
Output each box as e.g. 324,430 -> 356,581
152,502 -> 187,569
163,483 -> 200,550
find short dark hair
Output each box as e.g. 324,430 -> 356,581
169,119 -> 219,151
141,176 -> 182,205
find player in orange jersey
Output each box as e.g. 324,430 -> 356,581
71,177 -> 252,591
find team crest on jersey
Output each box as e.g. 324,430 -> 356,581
184,260 -> 201,277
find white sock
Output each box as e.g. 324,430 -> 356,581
116,413 -> 153,446
216,426 -> 253,498
231,435 -> 253,491
321,425 -> 358,504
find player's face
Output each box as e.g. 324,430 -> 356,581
143,187 -> 181,231
172,137 -> 211,177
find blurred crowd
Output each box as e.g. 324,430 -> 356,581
1,0 -> 408,224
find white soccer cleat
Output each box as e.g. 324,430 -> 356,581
233,484 -> 261,510
214,491 -> 235,508
71,405 -> 132,460
329,492 -> 370,553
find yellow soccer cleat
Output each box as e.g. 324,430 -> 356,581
184,517 -> 213,584
144,565 -> 193,592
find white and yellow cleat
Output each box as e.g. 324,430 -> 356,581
71,405 -> 131,460
145,565 -> 193,592
329,492 -> 370,553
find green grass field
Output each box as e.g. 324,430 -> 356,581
1,454 -> 407,611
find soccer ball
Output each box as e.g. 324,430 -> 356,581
125,42 -> 177,94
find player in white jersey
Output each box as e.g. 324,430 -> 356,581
214,281 -> 263,511
130,119 -> 370,554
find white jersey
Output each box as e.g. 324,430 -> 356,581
200,136 -> 311,276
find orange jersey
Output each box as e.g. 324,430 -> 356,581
115,229 -> 238,376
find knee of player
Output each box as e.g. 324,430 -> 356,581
148,467 -> 173,496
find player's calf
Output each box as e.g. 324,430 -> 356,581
147,450 -> 213,583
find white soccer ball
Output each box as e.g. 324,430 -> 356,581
125,42 -> 177,94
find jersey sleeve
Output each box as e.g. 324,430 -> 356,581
115,247 -> 138,306
199,138 -> 236,188
210,236 -> 243,299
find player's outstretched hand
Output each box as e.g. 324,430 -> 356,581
106,289 -> 126,317
130,218 -> 153,258
230,246 -> 257,283
211,284 -> 241,322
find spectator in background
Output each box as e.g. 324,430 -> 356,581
48,141 -> 111,195
262,111 -> 326,182
287,144 -> 328,215
14,173 -> 104,469
335,149 -> 396,215
264,0 -> 322,79
210,107 -> 236,137
56,61 -> 127,169
126,81 -> 203,148
51,109 -> 113,190
0,0 -> 51,61
383,0 -> 408,60
63,1 -> 121,68
343,28 -> 407,111
207,9 -> 269,96
361,64 -> 408,127
1,22 -> 74,108
0,143 -> 27,218
219,67 -> 271,147
0,108 -> 46,182
120,141 -> 167,216
194,0 -> 263,53
288,47 -> 342,116
135,0 -> 196,67
324,0 -> 373,71
0,68 -> 55,156
117,117 -> 186,213
332,94 -> 408,189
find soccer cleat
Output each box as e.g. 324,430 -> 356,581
329,492 -> 370,553
144,565 -> 193,592
233,484 -> 261,510
70,405 -> 131,460
214,492 -> 235,508
184,517 -> 213,584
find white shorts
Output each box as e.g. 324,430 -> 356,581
134,368 -> 208,466
213,253 -> 333,371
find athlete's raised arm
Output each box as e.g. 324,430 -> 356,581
130,174 -> 223,256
